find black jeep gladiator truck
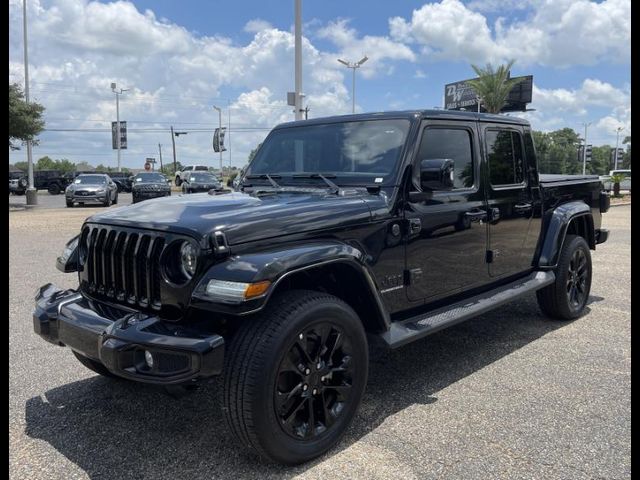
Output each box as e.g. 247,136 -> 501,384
33,110 -> 609,464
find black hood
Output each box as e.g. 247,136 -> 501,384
87,190 -> 382,245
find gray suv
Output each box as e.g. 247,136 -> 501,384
65,174 -> 118,207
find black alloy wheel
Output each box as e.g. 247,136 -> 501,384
566,247 -> 588,310
224,290 -> 368,464
275,324 -> 355,440
537,234 -> 592,320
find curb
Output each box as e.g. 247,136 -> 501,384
609,202 -> 631,207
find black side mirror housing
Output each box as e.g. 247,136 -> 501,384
419,158 -> 455,191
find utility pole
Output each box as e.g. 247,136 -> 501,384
337,56 -> 369,114
581,122 -> 592,175
170,126 -> 177,174
294,0 -> 303,121
111,83 -> 128,172
23,0 -> 36,206
303,106 -> 309,120
213,105 -> 223,175
227,100 -> 231,173
158,143 -> 163,172
614,126 -> 624,170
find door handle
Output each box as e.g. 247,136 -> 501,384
464,210 -> 487,221
514,203 -> 533,213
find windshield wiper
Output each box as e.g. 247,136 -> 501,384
292,173 -> 340,194
245,174 -> 282,189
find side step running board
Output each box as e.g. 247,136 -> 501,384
380,271 -> 555,349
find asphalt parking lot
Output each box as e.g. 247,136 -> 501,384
9,190 -> 136,209
9,204 -> 630,479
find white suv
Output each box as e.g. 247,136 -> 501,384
174,165 -> 210,186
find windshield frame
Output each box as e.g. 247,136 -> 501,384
243,117 -> 413,188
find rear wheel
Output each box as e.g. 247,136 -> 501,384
47,183 -> 61,195
72,351 -> 119,378
223,290 -> 368,464
537,234 -> 592,320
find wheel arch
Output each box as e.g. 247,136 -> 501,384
537,200 -> 595,268
191,243 -> 390,334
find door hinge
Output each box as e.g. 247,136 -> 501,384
486,250 -> 494,263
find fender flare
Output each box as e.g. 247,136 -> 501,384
191,241 -> 390,328
537,200 -> 594,268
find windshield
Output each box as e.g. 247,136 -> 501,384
190,173 -> 218,182
74,175 -> 106,185
135,173 -> 166,182
193,166 -> 209,171
246,119 -> 410,185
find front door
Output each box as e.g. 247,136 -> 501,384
481,125 -> 536,277
405,120 -> 490,303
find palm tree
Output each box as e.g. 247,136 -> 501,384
466,60 -> 524,114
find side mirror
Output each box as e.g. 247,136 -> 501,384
419,158 -> 455,191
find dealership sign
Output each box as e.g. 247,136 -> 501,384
444,75 -> 533,112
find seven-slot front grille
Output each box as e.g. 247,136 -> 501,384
80,226 -> 166,310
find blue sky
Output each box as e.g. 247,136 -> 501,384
9,0 -> 631,170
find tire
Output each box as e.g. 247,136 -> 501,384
103,194 -> 112,207
175,176 -> 182,187
72,351 -> 119,379
223,290 -> 368,465
66,200 -> 74,208
537,234 -> 592,320
18,177 -> 28,188
113,191 -> 118,204
48,183 -> 61,195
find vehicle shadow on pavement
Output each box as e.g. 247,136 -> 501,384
24,295 -> 576,479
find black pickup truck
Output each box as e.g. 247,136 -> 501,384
33,110 -> 609,464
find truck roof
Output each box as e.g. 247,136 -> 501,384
273,109 -> 530,129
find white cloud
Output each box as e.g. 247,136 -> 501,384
243,19 -> 273,33
414,69 -> 427,79
532,79 -> 629,115
390,0 -> 630,67
316,18 -> 416,79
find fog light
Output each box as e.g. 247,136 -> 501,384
144,350 -> 154,368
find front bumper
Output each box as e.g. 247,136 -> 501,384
33,284 -> 224,384
132,191 -> 171,201
67,193 -> 107,203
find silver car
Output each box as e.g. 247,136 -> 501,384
65,174 -> 118,207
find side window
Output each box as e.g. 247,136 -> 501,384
486,129 -> 525,186
417,128 -> 474,190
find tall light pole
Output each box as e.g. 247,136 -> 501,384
111,82 -> 128,172
294,0 -> 303,121
22,0 -> 36,205
337,56 -> 368,114
213,105 -> 223,175
614,126 -> 624,170
581,121 -> 592,175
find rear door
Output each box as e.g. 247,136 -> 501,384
481,124 -> 537,277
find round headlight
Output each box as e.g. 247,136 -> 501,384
179,241 -> 198,278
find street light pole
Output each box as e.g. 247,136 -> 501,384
614,126 -> 624,170
23,0 -> 36,206
337,56 -> 368,114
213,105 -> 223,175
581,121 -> 592,175
111,82 -> 128,172
294,0 -> 303,121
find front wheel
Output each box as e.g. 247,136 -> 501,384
223,290 -> 368,464
66,200 -> 74,208
113,191 -> 118,204
537,234 -> 592,320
